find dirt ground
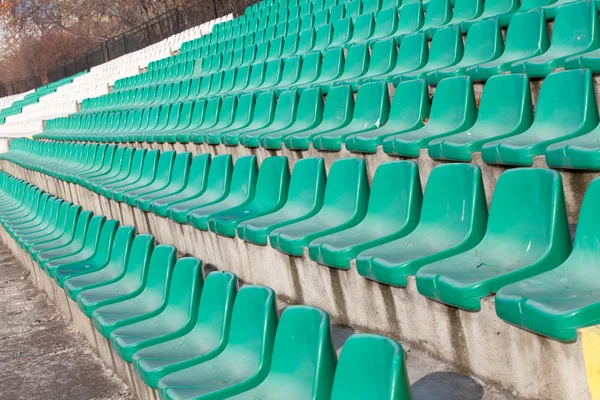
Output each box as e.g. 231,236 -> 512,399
0,246 -> 132,400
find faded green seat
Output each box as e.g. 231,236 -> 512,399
76,236 -> 155,317
167,154 -> 233,224
426,18 -> 503,84
481,69 -> 599,166
240,90 -> 299,148
313,44 -> 370,93
362,33 -> 428,83
308,161 -> 422,269
237,158 -> 326,246
448,0 -> 483,28
331,334 -> 411,400
45,218 -> 118,280
284,85 -> 353,150
134,272 -> 237,389
339,39 -> 397,90
209,157 -> 290,238
226,306 -> 336,400
23,203 -> 79,253
110,150 -> 160,202
495,178 -> 600,342
158,286 -> 277,400
269,158 -> 369,257
191,96 -> 241,144
356,164 -> 487,287
187,155 -> 257,231
121,150 -> 176,206
417,168 -> 571,311
63,232 -> 149,300
510,1 -> 600,77
345,79 -> 430,153
221,91 -> 278,147
136,152 -> 192,212
34,210 -> 93,266
428,74 -> 533,161
91,245 -> 177,338
313,82 -> 390,151
421,0 -> 452,37
99,149 -> 146,197
151,154 -> 210,217
260,87 -> 324,149
466,10 -> 549,81
110,257 -> 203,363
394,26 -> 464,82
383,75 -> 477,157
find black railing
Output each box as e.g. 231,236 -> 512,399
0,76 -> 43,98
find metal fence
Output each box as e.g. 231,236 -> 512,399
46,0 -> 251,84
0,75 -> 43,98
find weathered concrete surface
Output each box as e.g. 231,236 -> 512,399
0,244 -> 132,400
1,159 -> 592,400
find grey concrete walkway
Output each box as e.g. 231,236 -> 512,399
0,246 -> 132,400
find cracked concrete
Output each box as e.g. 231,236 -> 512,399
0,245 -> 132,400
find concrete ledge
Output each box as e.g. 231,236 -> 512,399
1,159 -> 595,399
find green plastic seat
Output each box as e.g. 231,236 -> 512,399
226,306 -> 336,400
76,235 -> 155,317
285,85 -> 353,150
363,34 -> 428,84
136,152 -> 193,212
62,229 -> 143,300
466,10 -> 549,81
309,161 -> 422,269
345,79 -> 430,153
240,90 -> 299,148
270,158 -> 369,257
187,156 -> 258,231
417,168 -> 571,311
237,158 -> 326,246
313,82 -> 390,151
133,271 -> 237,389
151,154 -> 211,217
110,257 -> 203,363
122,150 -> 176,206
428,74 -> 533,161
421,0 -> 452,37
482,69 -> 599,166
330,334 -> 411,400
91,245 -> 177,338
511,1 -> 600,77
340,39 -> 397,89
314,44 -> 370,93
209,156 -> 290,238
34,210 -> 94,266
23,203 -> 77,252
379,3 -> 424,44
158,286 -> 277,400
167,155 -> 233,224
222,92 -> 277,146
260,87 -> 324,149
110,150 -> 160,202
426,18 -> 503,84
45,218 -> 118,281
201,95 -> 253,145
394,26 -> 464,82
356,163 -> 487,287
100,149 -> 148,198
383,75 -> 477,157
448,0 -> 483,28
495,177 -> 600,342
